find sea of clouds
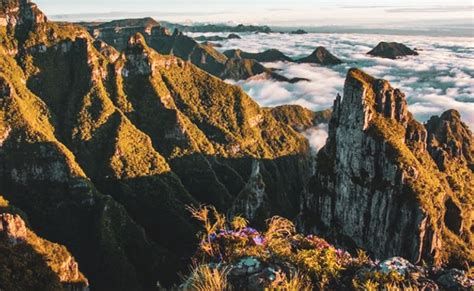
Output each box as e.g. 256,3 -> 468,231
189,32 -> 474,150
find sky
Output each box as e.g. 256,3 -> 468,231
36,0 -> 474,27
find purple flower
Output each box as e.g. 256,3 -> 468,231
243,227 -> 258,234
252,236 -> 265,246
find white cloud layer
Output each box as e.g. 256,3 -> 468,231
193,32 -> 474,130
303,124 -> 329,153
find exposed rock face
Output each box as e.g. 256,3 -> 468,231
0,2 -> 313,289
368,42 -> 418,59
303,68 -> 473,266
0,211 -> 89,290
0,0 -> 47,28
425,109 -> 473,171
297,46 -> 342,65
224,48 -> 293,63
0,212 -> 27,244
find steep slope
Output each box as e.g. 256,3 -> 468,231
0,45 -> 183,289
0,199 -> 89,291
0,1 -> 314,289
303,68 -> 473,266
111,33 -> 310,219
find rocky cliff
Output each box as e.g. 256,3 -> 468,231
0,197 -> 89,291
302,68 -> 473,266
0,1 -> 313,289
0,1 -> 472,289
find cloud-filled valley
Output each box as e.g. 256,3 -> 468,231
190,32 -> 474,132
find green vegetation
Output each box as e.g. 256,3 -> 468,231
183,205 -> 426,290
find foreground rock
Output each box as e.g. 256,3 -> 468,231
303,68 -> 473,267
181,207 -> 474,290
368,41 -> 418,59
297,46 -> 343,65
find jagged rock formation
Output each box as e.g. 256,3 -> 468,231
0,198 -> 89,290
303,68 -> 473,267
224,48 -> 293,63
425,110 -> 473,172
297,46 -> 343,65
368,42 -> 418,59
0,1 -> 312,289
81,20 -> 298,82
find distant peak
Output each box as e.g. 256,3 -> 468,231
368,42 -> 418,59
297,46 -> 342,65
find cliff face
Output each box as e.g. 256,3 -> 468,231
0,198 -> 89,291
0,2 -> 312,289
303,69 -> 473,266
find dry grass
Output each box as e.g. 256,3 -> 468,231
184,265 -> 230,291
280,271 -> 313,291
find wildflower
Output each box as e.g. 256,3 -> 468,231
252,236 -> 265,246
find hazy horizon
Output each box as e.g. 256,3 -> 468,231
36,0 -> 473,31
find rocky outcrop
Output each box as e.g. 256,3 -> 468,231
224,48 -> 293,63
0,212 -> 89,290
425,109 -> 473,171
0,0 -> 47,28
368,42 -> 418,59
297,47 -> 342,65
303,68 -> 473,266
